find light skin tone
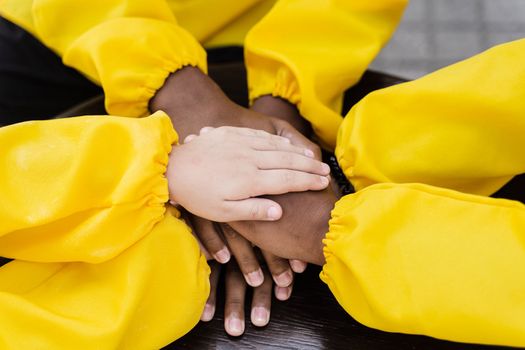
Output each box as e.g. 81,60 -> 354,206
167,126 -> 330,222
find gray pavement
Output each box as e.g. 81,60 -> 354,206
370,0 -> 525,79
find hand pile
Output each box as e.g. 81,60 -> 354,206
151,67 -> 337,336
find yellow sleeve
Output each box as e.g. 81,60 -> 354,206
245,0 -> 407,149
321,183 -> 525,347
336,39 -> 525,196
0,112 -> 177,263
0,208 -> 210,349
29,0 -> 207,117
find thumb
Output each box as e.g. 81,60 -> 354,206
221,198 -> 283,222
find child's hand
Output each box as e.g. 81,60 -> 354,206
167,126 -> 330,222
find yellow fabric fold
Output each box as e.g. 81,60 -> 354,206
336,38 -> 525,196
1,0 -> 207,117
321,183 -> 525,347
0,112 -> 210,348
325,37 -> 525,346
0,112 -> 177,263
0,207 -> 210,349
245,0 -> 407,149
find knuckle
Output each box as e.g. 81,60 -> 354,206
222,224 -> 239,239
227,298 -> 244,308
266,139 -> 278,150
255,289 -> 271,299
249,202 -> 262,219
239,255 -> 257,269
256,129 -> 268,137
280,153 -> 293,167
217,126 -> 230,136
203,234 -> 223,248
281,171 -> 295,184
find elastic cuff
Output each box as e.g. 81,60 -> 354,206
148,111 -> 179,202
247,62 -> 301,108
320,195 -> 354,283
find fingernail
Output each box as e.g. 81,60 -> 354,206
320,176 -> 329,186
251,307 -> 270,326
273,270 -> 293,287
275,286 -> 291,301
183,134 -> 197,143
227,317 -> 244,336
267,206 -> 280,220
290,260 -> 307,273
214,247 -> 230,264
321,163 -> 330,174
304,149 -> 315,158
200,303 -> 215,322
246,269 -> 264,287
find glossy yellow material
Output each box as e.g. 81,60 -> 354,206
0,0 -> 405,148
323,39 -> 525,347
0,0 -> 273,117
0,113 -> 210,348
322,183 -> 525,347
245,0 -> 408,148
336,39 -> 525,195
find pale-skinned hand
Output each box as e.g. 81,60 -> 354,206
167,126 -> 330,222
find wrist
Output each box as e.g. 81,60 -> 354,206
150,66 -> 211,112
150,66 -> 236,138
310,189 -> 337,266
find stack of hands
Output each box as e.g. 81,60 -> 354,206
151,67 -> 338,336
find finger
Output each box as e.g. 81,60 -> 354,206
183,134 -> 198,143
256,151 -> 330,175
275,284 -> 293,301
225,261 -> 247,337
221,126 -> 291,142
201,261 -> 221,322
277,121 -> 322,160
221,198 -> 282,222
199,126 -> 215,134
191,216 -> 231,264
261,250 -> 293,288
248,170 -> 329,196
247,136 -> 314,157
251,268 -> 272,327
289,259 -> 308,273
220,224 -> 264,287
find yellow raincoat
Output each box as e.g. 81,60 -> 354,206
1,0 -> 524,348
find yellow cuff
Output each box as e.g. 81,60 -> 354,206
247,60 -> 301,107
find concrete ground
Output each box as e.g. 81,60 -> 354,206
370,0 -> 525,79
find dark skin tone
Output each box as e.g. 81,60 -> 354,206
150,66 -> 320,157
228,188 -> 336,266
